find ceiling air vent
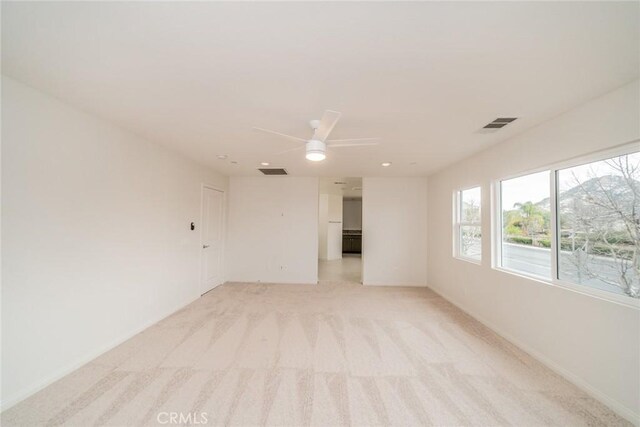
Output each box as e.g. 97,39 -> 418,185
258,168 -> 288,175
482,117 -> 517,129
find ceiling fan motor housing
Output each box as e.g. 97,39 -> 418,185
306,139 -> 326,161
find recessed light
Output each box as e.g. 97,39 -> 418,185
381,162 -> 392,167
217,155 -> 228,160
260,162 -> 270,166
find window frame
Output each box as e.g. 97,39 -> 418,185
491,140 -> 640,308
494,169 -> 553,281
454,185 -> 482,264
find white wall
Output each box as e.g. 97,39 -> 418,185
318,193 -> 342,261
362,177 -> 428,286
227,176 -> 318,284
427,80 -> 640,424
343,199 -> 362,230
1,76 -> 228,409
326,222 -> 343,260
318,194 -> 329,260
327,194 -> 342,260
328,194 -> 342,223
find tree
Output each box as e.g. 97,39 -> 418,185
460,198 -> 481,257
503,201 -> 550,246
513,201 -> 547,238
559,153 -> 639,298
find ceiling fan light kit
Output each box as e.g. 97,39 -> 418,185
305,139 -> 327,161
254,110 -> 380,163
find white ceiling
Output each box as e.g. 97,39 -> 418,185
2,2 -> 638,177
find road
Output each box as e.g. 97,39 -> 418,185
502,243 -> 637,296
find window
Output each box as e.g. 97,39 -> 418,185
557,152 -> 639,298
456,187 -> 482,261
495,147 -> 639,301
500,171 -> 551,278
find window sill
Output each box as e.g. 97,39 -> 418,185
493,266 -> 640,309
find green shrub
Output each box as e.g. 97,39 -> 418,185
538,239 -> 551,248
507,236 -> 532,245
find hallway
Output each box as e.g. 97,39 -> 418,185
318,254 -> 362,283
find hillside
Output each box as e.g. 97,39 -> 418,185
532,175 -> 639,211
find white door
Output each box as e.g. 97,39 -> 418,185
201,187 -> 224,294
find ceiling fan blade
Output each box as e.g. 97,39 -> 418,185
327,141 -> 380,148
327,137 -> 380,144
253,127 -> 307,144
313,110 -> 341,142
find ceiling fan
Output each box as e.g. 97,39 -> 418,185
253,110 -> 379,161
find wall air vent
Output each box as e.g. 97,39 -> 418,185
258,168 -> 288,175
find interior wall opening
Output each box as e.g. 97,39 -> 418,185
318,177 -> 362,283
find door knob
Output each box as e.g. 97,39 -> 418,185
203,244 -> 210,249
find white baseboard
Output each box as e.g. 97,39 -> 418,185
427,284 -> 640,426
0,294 -> 201,412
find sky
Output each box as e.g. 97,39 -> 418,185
501,152 -> 638,210
501,171 -> 550,210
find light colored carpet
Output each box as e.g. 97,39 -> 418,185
2,278 -> 630,426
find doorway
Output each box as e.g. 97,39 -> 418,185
201,186 -> 225,294
318,177 -> 362,283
